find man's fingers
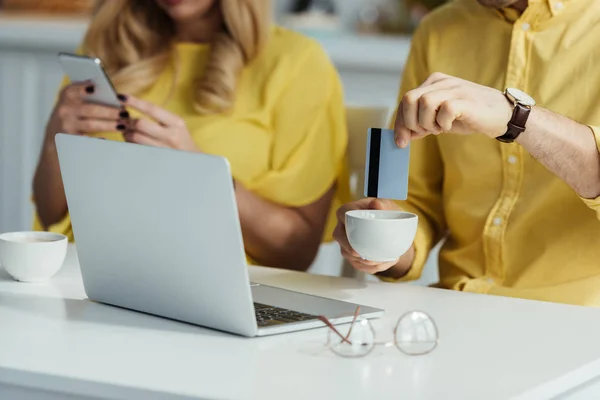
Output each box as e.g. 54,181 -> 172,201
339,238 -> 361,259
369,198 -> 398,211
353,259 -> 398,273
398,77 -> 457,137
333,223 -> 354,253
341,248 -> 373,268
401,91 -> 429,136
335,199 -> 376,223
417,89 -> 458,133
394,110 -> 414,148
352,263 -> 384,274
436,99 -> 469,132
342,250 -> 397,274
335,204 -> 352,223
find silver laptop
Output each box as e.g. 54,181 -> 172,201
55,134 -> 383,337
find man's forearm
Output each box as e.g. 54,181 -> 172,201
394,73 -> 600,199
516,107 -> 600,199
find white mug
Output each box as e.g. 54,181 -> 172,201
345,210 -> 418,262
0,231 -> 68,282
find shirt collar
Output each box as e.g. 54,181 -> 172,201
496,0 -> 569,23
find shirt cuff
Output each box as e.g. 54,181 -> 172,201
376,203 -> 436,283
580,126 -> 600,212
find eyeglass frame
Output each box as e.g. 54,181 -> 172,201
317,306 -> 440,357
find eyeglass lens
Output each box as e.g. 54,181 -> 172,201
327,317 -> 375,358
394,310 -> 438,355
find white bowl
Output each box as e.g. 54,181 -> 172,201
346,210 -> 418,262
0,231 -> 68,282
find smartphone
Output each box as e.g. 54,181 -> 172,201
364,128 -> 410,200
57,52 -> 121,108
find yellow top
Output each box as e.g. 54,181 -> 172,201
34,26 -> 350,251
385,0 -> 600,306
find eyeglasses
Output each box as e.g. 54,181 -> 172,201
317,307 -> 439,358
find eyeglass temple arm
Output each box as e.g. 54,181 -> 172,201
317,306 -> 361,345
344,306 -> 361,340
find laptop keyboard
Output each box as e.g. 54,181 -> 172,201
254,303 -> 319,327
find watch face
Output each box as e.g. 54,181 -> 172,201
506,88 -> 536,107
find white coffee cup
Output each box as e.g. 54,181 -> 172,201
0,231 -> 68,282
345,210 -> 418,262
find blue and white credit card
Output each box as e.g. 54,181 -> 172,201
364,128 -> 410,200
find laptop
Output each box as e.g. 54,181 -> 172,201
55,134 -> 384,337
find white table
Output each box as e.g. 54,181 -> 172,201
1,246 -> 600,400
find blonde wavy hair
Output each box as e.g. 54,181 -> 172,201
83,0 -> 271,113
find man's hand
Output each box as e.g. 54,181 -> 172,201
394,72 -> 513,147
333,198 -> 415,277
119,95 -> 201,152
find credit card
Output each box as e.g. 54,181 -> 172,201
364,128 -> 410,200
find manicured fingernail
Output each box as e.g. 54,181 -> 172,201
119,110 -> 129,119
85,85 -> 94,94
396,138 -> 406,148
116,124 -> 126,131
117,94 -> 127,102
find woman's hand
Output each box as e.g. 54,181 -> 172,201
35,81 -> 126,228
44,81 -> 126,145
120,95 -> 200,152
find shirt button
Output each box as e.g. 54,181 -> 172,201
522,22 -> 531,31
508,155 -> 518,164
493,217 -> 503,226
487,278 -> 494,284
554,2 -> 564,11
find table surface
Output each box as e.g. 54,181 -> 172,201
2,246 -> 600,400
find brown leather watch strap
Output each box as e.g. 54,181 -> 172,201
496,103 -> 531,143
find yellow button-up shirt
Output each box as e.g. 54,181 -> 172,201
392,0 -> 600,306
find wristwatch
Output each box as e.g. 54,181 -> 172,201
496,88 -> 536,143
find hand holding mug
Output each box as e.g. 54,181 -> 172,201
333,198 -> 417,276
